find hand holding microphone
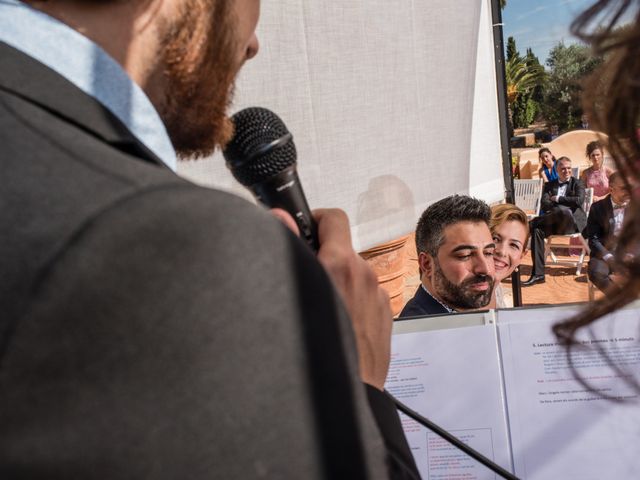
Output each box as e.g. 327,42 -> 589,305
223,107 -> 392,389
313,208 -> 392,390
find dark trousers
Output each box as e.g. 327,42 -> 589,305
529,206 -> 580,276
588,256 -> 612,292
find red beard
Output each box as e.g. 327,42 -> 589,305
159,0 -> 239,158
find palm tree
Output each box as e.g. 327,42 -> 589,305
505,55 -> 543,104
504,55 -> 544,129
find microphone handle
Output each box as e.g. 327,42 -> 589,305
250,166 -> 320,253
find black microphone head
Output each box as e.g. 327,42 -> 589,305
223,107 -> 297,187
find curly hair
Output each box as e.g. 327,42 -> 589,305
552,0 -> 640,393
585,139 -> 603,159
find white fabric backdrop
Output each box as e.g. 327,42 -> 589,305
179,0 -> 505,252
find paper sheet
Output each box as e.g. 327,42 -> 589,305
388,324 -> 512,479
498,307 -> 640,479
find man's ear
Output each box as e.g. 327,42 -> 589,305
418,251 -> 435,278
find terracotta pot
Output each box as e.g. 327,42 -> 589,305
359,235 -> 409,316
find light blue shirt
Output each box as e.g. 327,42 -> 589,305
0,0 -> 177,171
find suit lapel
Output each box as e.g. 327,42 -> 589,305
417,286 -> 449,314
544,180 -> 559,197
602,196 -> 615,235
0,41 -> 164,167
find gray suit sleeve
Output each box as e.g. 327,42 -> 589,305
0,186 -> 401,479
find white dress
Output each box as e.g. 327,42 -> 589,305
495,284 -> 508,308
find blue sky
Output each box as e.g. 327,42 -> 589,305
502,0 -> 594,66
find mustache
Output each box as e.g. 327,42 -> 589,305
461,274 -> 494,288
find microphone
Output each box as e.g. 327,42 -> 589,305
223,107 -> 319,253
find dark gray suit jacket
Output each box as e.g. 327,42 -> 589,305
0,42 -> 418,479
586,195 -> 616,259
540,177 -> 587,232
398,286 -> 449,318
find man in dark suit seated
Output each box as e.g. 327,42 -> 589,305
523,156 -> 587,286
586,171 -> 631,292
399,195 -> 496,318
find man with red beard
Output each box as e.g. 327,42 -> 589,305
400,196 -> 496,318
0,0 -> 418,478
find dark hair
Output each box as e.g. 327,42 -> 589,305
552,0 -> 640,394
538,147 -> 556,162
415,195 -> 491,257
585,140 -> 603,158
609,170 -> 623,185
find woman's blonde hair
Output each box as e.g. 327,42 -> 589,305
489,204 -> 530,250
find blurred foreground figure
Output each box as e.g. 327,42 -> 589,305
554,1 -> 640,366
0,0 -> 418,477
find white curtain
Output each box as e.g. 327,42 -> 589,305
178,0 -> 505,252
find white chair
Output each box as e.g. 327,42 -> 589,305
544,188 -> 594,275
514,179 -> 543,220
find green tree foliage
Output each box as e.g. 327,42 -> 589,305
505,38 -> 544,129
512,48 -> 544,128
513,92 -> 534,128
506,56 -> 543,98
506,36 -> 518,61
542,42 -> 603,132
525,48 -> 544,105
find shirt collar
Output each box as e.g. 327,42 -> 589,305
421,284 -> 455,313
611,197 -> 627,210
0,0 -> 177,171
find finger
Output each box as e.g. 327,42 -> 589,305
312,209 -> 358,287
312,208 -> 352,247
270,208 -> 300,236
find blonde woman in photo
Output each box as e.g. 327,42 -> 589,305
489,204 -> 529,308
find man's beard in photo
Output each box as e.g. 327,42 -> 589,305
433,260 -> 494,310
159,0 -> 239,158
